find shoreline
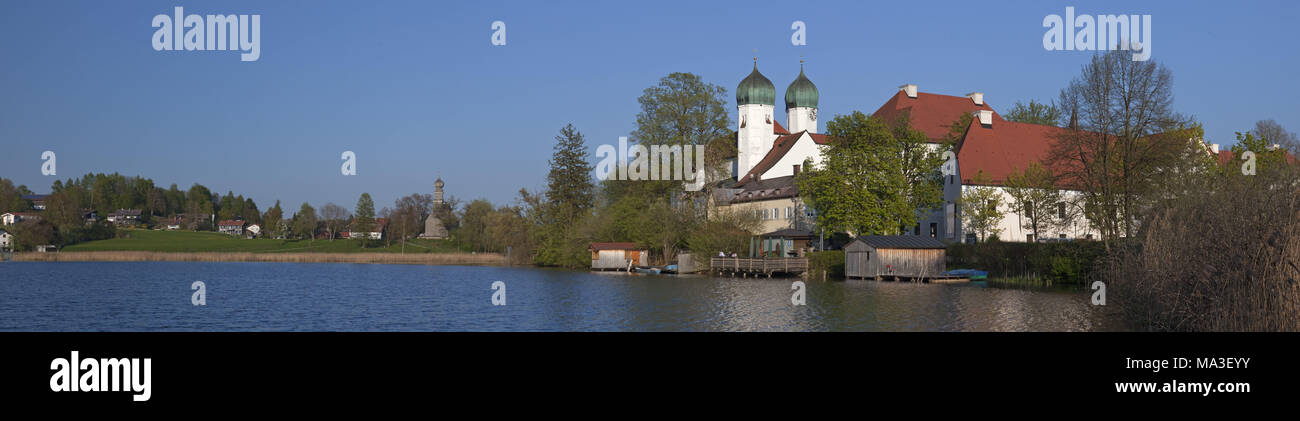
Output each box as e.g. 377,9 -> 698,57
10,251 -> 508,266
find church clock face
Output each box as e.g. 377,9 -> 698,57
809,109 -> 817,121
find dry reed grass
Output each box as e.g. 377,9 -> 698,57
1101,171 -> 1300,331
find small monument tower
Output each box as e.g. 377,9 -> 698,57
419,176 -> 450,239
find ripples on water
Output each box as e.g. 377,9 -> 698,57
0,262 -> 1108,332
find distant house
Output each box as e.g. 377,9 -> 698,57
106,209 -> 142,226
844,236 -> 947,281
82,210 -> 99,225
345,218 -> 387,240
217,220 -> 246,236
1,212 -> 42,226
35,245 -> 58,253
22,194 -> 48,210
155,217 -> 182,230
590,242 -> 648,270
0,229 -> 12,249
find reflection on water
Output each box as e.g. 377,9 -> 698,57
0,262 -> 1111,331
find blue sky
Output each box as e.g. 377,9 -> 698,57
2,0 -> 1297,210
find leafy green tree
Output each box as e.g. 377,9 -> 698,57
11,219 -> 56,251
796,111 -> 913,235
1003,162 -> 1063,241
292,202 -> 317,244
262,201 -> 284,239
611,72 -> 731,200
457,199 -> 495,252
353,193 -> 375,247
0,178 -> 28,213
1004,100 -> 1062,126
1232,130 -> 1290,175
532,124 -> 597,266
886,114 -> 947,216
958,171 -> 1005,242
545,124 -> 595,225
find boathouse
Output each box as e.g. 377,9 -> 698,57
590,242 -> 648,270
845,236 -> 946,281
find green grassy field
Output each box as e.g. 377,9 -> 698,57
62,229 -> 469,254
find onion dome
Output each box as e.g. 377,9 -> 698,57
736,61 -> 776,106
784,65 -> 819,109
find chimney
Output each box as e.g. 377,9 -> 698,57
975,110 -> 993,126
1210,144 -> 1220,154
792,164 -> 800,176
899,84 -> 918,99
967,92 -> 984,106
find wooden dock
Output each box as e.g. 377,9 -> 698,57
710,257 -> 808,277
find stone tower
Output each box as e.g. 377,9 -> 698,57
419,176 -> 449,239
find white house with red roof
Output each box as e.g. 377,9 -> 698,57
217,220 -> 246,236
714,58 -> 1103,243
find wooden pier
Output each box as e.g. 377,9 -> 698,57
710,257 -> 808,277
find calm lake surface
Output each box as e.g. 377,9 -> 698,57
0,262 -> 1112,331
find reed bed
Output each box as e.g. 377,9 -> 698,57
1100,170 -> 1300,331
14,251 -> 507,266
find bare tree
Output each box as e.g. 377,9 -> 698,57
319,202 -> 349,241
1051,49 -> 1189,250
1253,119 -> 1300,156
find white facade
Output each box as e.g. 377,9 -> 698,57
786,106 -> 817,134
737,103 -> 777,177
763,133 -> 823,179
0,231 -> 12,249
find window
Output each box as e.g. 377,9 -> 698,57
1057,202 -> 1066,218
929,223 -> 937,238
1059,234 -> 1066,239
1025,201 -> 1034,219
987,199 -> 996,212
1027,234 -> 1035,242
914,224 -> 920,235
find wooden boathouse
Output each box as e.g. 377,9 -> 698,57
845,236 -> 955,282
590,242 -> 648,271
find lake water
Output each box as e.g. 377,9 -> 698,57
0,262 -> 1112,331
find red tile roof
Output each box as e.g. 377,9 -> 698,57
956,116 -> 1086,189
589,242 -> 639,251
217,220 -> 245,227
736,131 -> 831,186
872,90 -> 997,143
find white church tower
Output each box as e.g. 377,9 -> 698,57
736,58 -> 777,178
784,61 -> 819,134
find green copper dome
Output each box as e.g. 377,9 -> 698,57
736,63 -> 775,106
784,67 -> 819,109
